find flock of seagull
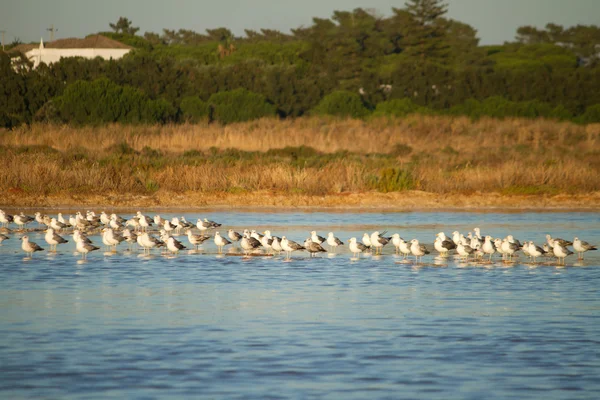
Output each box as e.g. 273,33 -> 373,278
0,209 -> 597,265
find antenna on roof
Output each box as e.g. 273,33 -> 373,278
46,24 -> 58,42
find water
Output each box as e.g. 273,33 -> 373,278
0,210 -> 599,399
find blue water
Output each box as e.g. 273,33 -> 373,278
0,210 -> 599,399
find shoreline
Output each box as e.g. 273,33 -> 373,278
2,191 -> 600,212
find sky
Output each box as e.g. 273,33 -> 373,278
1,0 -> 599,46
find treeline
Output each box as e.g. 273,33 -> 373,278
2,0 -> 600,128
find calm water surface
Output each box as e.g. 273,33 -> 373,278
0,210 -> 599,399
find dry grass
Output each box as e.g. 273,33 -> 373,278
2,115 -> 598,155
1,116 -> 599,208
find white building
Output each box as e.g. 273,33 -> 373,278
12,35 -> 132,68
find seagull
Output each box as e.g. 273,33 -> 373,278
310,231 -> 326,245
271,236 -> 283,255
573,237 -> 597,260
434,234 -> 455,256
470,235 -> 481,250
214,232 -> 231,254
481,236 -> 496,261
370,231 -> 391,255
501,239 -> 519,262
280,236 -> 304,259
361,233 -> 372,250
20,235 -> 44,256
44,228 -> 69,252
521,240 -> 532,261
250,230 -> 264,241
206,218 -> 221,227
154,215 -> 165,226
163,220 -> 175,234
527,241 -> 544,263
185,229 -> 210,250
170,217 -> 182,234
0,210 -> 14,227
542,243 -> 552,256
14,214 -> 34,230
494,238 -> 506,260
437,232 -> 449,241
76,239 -> 100,259
304,238 -> 326,257
179,217 -> 194,230
410,239 -> 429,263
138,232 -> 164,254
506,235 -> 522,248
58,212 -> 68,226
100,212 -> 111,226
391,234 -> 403,254
159,229 -> 171,243
86,211 -> 100,223
68,215 -> 78,230
349,237 -> 368,258
546,234 -> 572,248
241,234 -> 262,256
398,238 -> 412,259
261,231 -> 274,253
166,236 -> 187,254
125,217 -> 141,232
197,219 -> 214,231
552,240 -> 573,265
73,229 -> 92,245
109,215 -> 123,231
452,231 -> 461,246
102,228 -> 125,251
473,243 -> 485,260
326,232 -> 344,252
49,217 -> 67,232
34,212 -> 46,227
136,211 -> 152,231
228,229 -> 243,242
122,228 -> 138,250
456,243 -> 475,261
473,227 -> 483,240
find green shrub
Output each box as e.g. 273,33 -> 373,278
59,78 -> 175,125
143,98 -> 177,124
449,98 -> 482,118
373,99 -> 419,117
452,97 -> 555,120
550,105 -> 573,120
180,96 -> 210,122
313,90 -> 369,118
372,168 -> 414,192
208,88 -> 276,124
579,104 -> 600,124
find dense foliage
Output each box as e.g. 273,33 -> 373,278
2,0 -> 600,128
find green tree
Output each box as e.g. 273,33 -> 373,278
180,96 -> 210,122
313,90 -> 369,118
109,17 -> 140,35
402,0 -> 450,59
208,88 -> 276,124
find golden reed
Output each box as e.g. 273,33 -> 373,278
1,116 -> 599,205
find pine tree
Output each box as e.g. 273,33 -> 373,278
402,0 -> 450,59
